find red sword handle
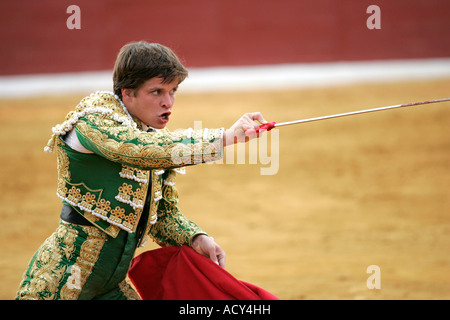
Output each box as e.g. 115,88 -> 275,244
244,121 -> 277,135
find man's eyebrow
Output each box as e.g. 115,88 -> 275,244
147,85 -> 178,91
147,86 -> 163,91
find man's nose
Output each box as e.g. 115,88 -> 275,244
161,93 -> 174,108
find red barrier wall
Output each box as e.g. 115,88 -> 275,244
1,0 -> 449,75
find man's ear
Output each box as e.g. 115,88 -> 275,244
121,88 -> 134,103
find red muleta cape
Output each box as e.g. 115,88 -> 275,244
128,245 -> 279,300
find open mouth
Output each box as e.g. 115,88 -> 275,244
160,111 -> 171,122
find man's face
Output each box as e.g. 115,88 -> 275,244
122,77 -> 178,129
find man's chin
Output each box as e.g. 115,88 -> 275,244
149,122 -> 167,130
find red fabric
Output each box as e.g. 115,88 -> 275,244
128,245 -> 279,300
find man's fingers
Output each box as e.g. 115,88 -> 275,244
208,246 -> 226,268
224,112 -> 268,145
217,250 -> 226,268
245,112 -> 267,128
206,240 -> 226,268
243,112 -> 269,137
246,112 -> 267,124
193,235 -> 226,268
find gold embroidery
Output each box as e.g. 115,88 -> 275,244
136,170 -> 147,182
119,165 -> 149,183
109,215 -> 122,225
118,280 -> 141,300
126,211 -> 137,224
132,188 -> 145,208
111,207 -> 125,221
115,182 -> 146,213
94,199 -> 111,217
117,183 -> 133,202
17,223 -> 82,300
75,119 -> 223,170
56,141 -> 71,182
47,92 -> 213,242
82,211 -> 100,223
59,226 -> 107,299
68,186 -> 82,204
80,192 -> 96,211
120,166 -> 133,178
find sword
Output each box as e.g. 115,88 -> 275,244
245,98 -> 450,135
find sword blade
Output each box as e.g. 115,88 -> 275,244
274,98 -> 450,128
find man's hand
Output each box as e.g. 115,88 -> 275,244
191,234 -> 226,268
223,112 -> 267,146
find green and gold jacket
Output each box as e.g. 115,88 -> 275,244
45,91 -> 224,247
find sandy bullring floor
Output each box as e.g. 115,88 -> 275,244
0,78 -> 449,299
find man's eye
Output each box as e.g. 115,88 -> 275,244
152,90 -> 161,95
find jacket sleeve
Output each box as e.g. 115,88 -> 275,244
74,113 -> 224,170
148,170 -> 207,247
